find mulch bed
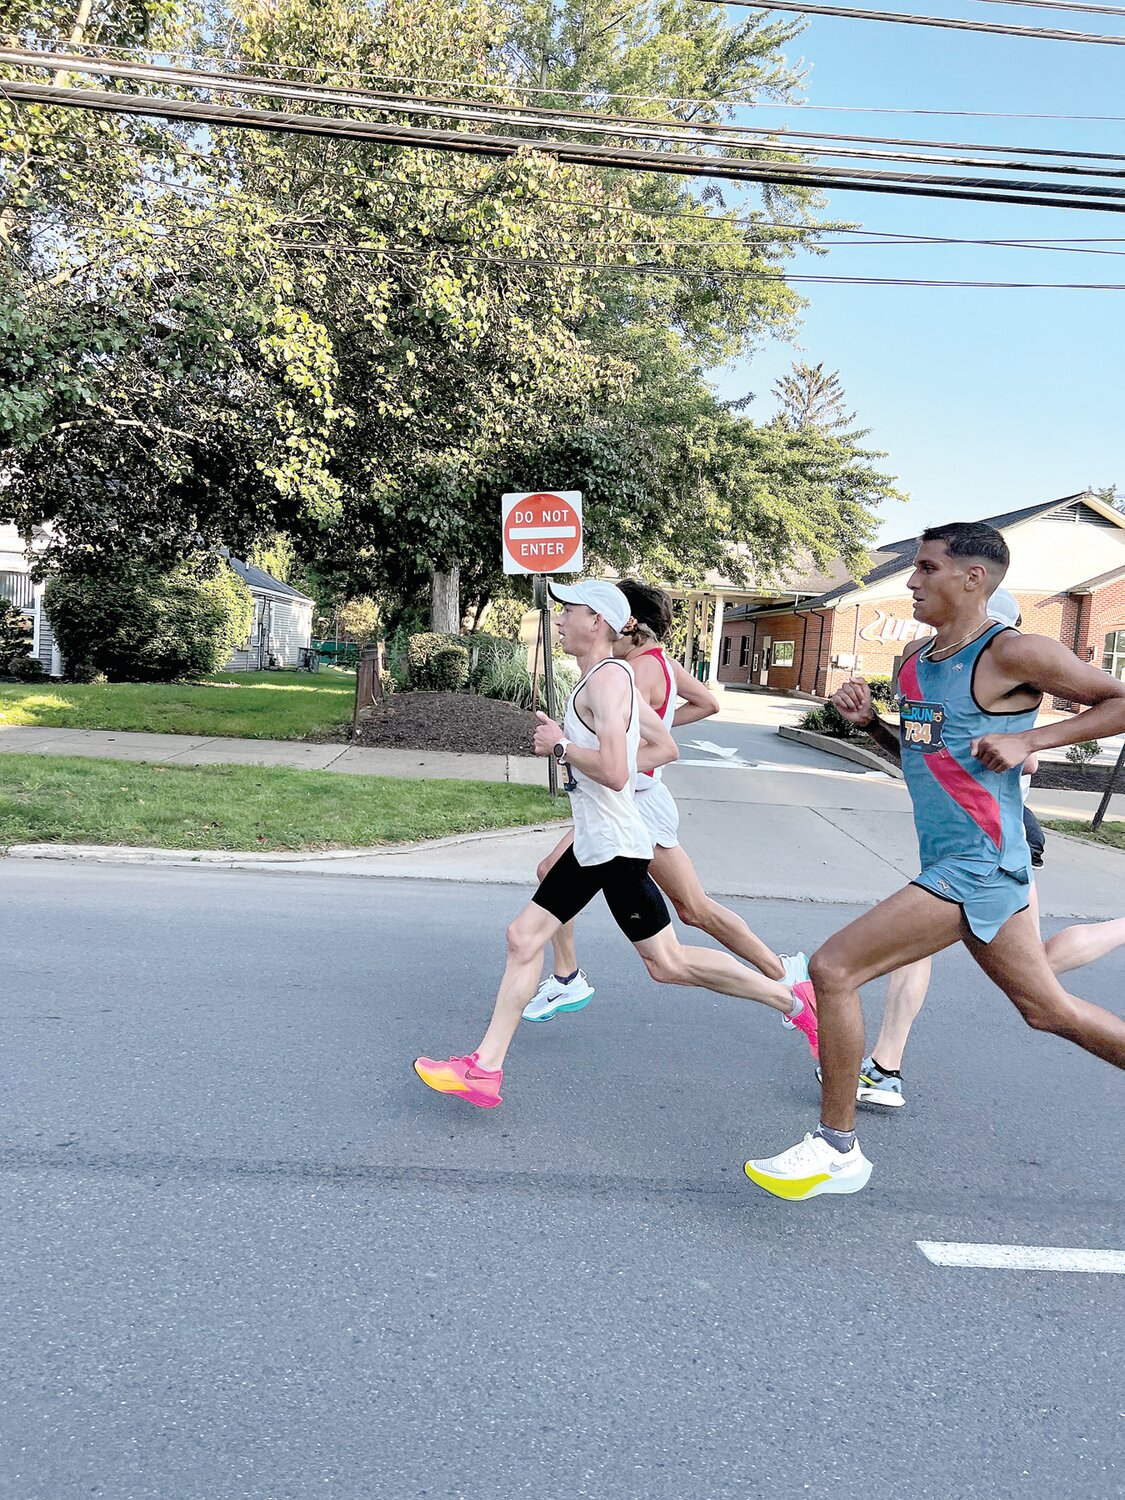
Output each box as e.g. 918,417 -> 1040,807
322,690 -> 541,757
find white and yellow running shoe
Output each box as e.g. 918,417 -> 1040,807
744,1133 -> 873,1201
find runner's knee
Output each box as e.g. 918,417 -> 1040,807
1013,989 -> 1080,1036
641,948 -> 689,985
506,917 -> 542,966
670,895 -> 709,930
535,856 -> 553,883
808,944 -> 856,994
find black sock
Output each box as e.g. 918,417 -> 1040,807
814,1123 -> 857,1155
555,968 -> 579,985
871,1057 -> 901,1078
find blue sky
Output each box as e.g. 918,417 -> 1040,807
708,2 -> 1125,542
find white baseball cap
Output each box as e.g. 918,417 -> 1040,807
988,587 -> 1021,628
548,580 -> 633,634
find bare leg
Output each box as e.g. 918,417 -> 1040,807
475,901 -> 564,1071
1046,916 -> 1125,977
809,887 -> 964,1133
651,843 -> 785,980
632,925 -> 795,1012
964,906 -> 1125,1068
869,957 -> 932,1072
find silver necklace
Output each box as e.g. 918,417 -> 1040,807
926,621 -> 991,663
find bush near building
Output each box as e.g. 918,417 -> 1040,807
46,557 -> 254,682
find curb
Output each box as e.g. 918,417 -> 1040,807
778,725 -> 902,779
1,819 -> 568,868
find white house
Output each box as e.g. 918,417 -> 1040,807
0,528 -> 314,675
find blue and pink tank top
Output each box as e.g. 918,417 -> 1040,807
897,624 -> 1039,875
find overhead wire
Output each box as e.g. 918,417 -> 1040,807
3,69 -> 1125,213
10,35 -> 1125,121
3,47 -> 1122,175
700,0 -> 1125,45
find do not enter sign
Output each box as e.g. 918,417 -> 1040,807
501,490 -> 583,575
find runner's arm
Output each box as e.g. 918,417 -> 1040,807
832,677 -> 901,764
636,696 -> 679,774
973,633 -> 1125,771
669,661 -> 720,727
533,664 -> 635,790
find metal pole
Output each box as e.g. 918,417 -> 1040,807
538,576 -> 559,797
1090,738 -> 1125,831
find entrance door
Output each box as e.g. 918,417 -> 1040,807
758,636 -> 771,686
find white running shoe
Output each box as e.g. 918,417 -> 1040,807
743,1132 -> 873,1201
522,970 -> 596,1022
779,953 -> 810,1028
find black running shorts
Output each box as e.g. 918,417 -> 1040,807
532,847 -> 671,944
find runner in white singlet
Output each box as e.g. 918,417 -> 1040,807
523,579 -> 817,1059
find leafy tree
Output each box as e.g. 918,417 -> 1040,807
338,596 -> 382,646
773,362 -> 857,432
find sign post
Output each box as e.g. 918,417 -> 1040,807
502,491 -> 583,796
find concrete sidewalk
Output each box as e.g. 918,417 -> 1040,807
0,724 -> 543,785
10,751 -> 1123,921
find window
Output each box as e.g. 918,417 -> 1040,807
773,641 -> 795,667
721,635 -> 732,667
0,571 -> 34,610
248,600 -> 263,647
1103,629 -> 1125,680
739,636 -> 751,668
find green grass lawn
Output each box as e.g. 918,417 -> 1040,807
0,670 -> 355,740
1043,818 -> 1125,852
0,755 -> 567,852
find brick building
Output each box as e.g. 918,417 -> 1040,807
715,491 -> 1125,706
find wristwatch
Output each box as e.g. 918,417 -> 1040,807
552,738 -> 570,762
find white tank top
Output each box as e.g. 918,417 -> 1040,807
632,646 -> 676,791
563,657 -> 653,867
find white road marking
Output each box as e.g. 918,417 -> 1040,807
684,739 -> 743,759
917,1241 -> 1125,1274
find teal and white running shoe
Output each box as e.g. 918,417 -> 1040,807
522,970 -> 595,1022
815,1055 -> 906,1108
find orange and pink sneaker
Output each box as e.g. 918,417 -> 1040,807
787,981 -> 820,1060
413,1052 -> 503,1109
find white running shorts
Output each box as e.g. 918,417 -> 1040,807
635,779 -> 680,849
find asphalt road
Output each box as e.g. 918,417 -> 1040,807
3,864 -> 1122,1500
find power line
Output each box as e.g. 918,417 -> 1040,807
6,47 -> 1122,175
12,36 -> 1125,121
5,71 -> 1125,214
710,0 -> 1125,44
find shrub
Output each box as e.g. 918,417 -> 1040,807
0,599 -> 34,674
459,631 -> 504,689
1065,739 -> 1101,766
866,675 -> 897,711
45,556 -> 254,681
798,702 -> 857,739
486,595 -> 529,641
407,632 -> 470,691
477,638 -> 576,711
8,654 -> 46,681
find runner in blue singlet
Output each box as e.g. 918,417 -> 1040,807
743,520 -> 1125,1201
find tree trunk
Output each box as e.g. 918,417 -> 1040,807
430,565 -> 461,634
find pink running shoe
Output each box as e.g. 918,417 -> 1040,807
787,981 -> 819,1060
413,1052 -> 503,1108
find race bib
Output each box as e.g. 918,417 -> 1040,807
899,698 -> 946,754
